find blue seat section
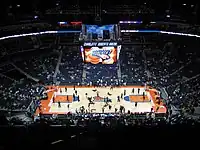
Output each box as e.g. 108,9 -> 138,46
58,49 -> 83,85
84,64 -> 119,86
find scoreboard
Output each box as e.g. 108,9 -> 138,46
81,42 -> 121,64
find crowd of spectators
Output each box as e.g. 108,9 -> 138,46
57,47 -> 83,85
142,34 -> 200,116
120,47 -> 146,85
13,50 -> 59,83
0,80 -> 47,111
83,64 -> 119,86
0,45 -> 59,114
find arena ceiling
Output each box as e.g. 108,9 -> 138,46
0,0 -> 199,25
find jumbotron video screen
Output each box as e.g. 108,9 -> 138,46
80,42 -> 121,64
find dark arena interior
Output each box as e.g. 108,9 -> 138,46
0,0 -> 200,149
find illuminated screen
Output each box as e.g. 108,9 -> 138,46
86,25 -> 114,34
84,46 -> 117,64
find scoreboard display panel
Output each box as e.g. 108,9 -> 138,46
80,42 -> 121,64
84,46 -> 117,64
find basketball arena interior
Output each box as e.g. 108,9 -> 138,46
0,0 -> 200,148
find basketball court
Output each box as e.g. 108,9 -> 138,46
32,25 -> 167,116
35,85 -> 167,116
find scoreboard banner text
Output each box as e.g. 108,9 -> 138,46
83,42 -> 117,47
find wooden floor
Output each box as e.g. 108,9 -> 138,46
129,95 -> 149,102
35,86 -> 167,115
54,95 -> 73,103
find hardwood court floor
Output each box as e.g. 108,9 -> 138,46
54,95 -> 73,103
129,95 -> 149,102
35,86 -> 167,115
